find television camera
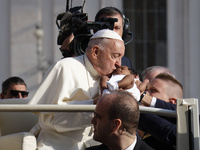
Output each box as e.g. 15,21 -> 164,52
56,5 -> 118,57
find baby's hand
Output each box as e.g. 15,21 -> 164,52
136,79 -> 149,92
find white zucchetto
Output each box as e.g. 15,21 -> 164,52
90,29 -> 123,41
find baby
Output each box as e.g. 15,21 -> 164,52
100,66 -> 141,101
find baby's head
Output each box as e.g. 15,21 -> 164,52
113,66 -> 138,77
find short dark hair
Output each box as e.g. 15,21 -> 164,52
2,76 -> 27,93
155,73 -> 183,90
95,7 -> 124,24
128,67 -> 138,76
155,73 -> 183,91
108,90 -> 140,133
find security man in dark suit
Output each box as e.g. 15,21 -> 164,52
86,90 -> 154,150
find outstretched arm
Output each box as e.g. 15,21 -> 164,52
117,74 -> 135,89
139,113 -> 176,146
135,79 -> 149,92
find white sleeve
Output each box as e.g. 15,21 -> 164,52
150,97 -> 157,107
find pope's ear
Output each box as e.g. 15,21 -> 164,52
91,45 -> 100,58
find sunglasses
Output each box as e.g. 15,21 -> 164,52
10,90 -> 29,98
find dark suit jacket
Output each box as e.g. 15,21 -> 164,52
156,98 -> 200,127
85,136 -> 155,150
139,113 -> 176,147
155,99 -> 176,110
139,98 -> 176,148
155,99 -> 176,123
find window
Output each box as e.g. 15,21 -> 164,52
123,0 -> 167,74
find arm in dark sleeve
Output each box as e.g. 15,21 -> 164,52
155,99 -> 176,110
139,113 -> 176,146
121,56 -> 132,68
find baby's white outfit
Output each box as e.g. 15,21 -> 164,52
102,75 -> 140,101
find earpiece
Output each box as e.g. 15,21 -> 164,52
122,15 -> 130,40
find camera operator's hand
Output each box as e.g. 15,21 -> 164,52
60,33 -> 75,57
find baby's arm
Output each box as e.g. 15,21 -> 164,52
100,76 -> 110,92
135,79 -> 149,92
118,74 -> 135,90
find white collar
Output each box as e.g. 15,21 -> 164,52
84,54 -> 99,80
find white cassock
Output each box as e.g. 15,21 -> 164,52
29,54 -> 100,150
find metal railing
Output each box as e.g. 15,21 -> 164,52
176,98 -> 200,150
0,98 -> 199,150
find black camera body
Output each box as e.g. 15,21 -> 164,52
56,7 -> 117,57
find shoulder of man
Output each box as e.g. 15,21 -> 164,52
52,55 -> 85,70
134,136 -> 155,150
59,55 -> 84,63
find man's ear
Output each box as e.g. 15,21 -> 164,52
91,45 -> 99,58
169,98 -> 177,104
112,119 -> 122,132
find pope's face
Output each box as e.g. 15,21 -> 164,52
94,39 -> 125,77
